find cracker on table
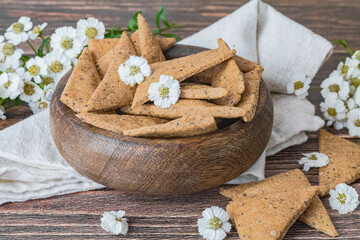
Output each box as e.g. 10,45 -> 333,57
76,112 -> 168,134
137,14 -> 166,64
179,83 -> 228,100
132,39 -> 236,108
236,64 -> 263,122
60,47 -> 101,113
318,129 -> 360,197
123,114 -> 217,138
130,30 -> 175,56
123,99 -> 246,119
226,186 -> 318,240
84,32 -> 136,112
220,169 -> 338,237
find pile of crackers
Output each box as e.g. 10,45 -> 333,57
60,14 -> 263,138
221,129 -> 360,239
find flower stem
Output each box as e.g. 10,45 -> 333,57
26,40 -> 37,55
333,40 -> 354,56
309,86 -> 322,91
0,98 -> 3,106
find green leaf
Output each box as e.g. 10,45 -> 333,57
333,40 -> 354,56
37,37 -> 50,57
128,11 -> 142,32
158,6 -> 171,28
45,37 -> 50,53
160,33 -> 181,41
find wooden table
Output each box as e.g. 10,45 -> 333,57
0,0 -> 359,239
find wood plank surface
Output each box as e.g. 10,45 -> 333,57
0,0 -> 360,239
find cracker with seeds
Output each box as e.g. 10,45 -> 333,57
77,112 -> 168,134
179,83 -> 228,100
220,169 -> 338,237
132,39 -> 236,108
318,129 -> 360,197
226,186 -> 318,240
60,47 -> 101,112
123,99 -> 246,119
123,115 -> 217,138
130,30 -> 175,56
236,65 -> 263,122
137,14 -> 166,64
84,32 -> 136,112
88,36 -> 175,63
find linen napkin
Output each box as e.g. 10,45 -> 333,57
0,0 -> 330,205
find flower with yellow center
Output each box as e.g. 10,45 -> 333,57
347,109 -> 360,137
76,17 -> 105,45
101,210 -> 128,235
0,72 -> 23,100
29,98 -> 50,114
50,26 -> 82,61
198,206 -> 231,240
298,152 -> 329,171
28,23 -> 48,40
5,16 -> 32,45
43,51 -> 71,79
148,75 -> 180,108
320,97 -> 346,129
329,183 -> 359,214
321,71 -> 349,100
20,80 -> 43,103
25,56 -> 48,83
118,55 -> 151,86
286,72 -> 311,99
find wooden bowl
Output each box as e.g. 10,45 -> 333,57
50,44 -> 273,196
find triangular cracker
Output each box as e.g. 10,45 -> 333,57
318,129 -> 360,196
137,14 -> 166,64
226,186 -> 318,240
84,32 -> 136,112
220,169 -> 338,237
123,115 -> 217,138
123,99 -> 246,119
236,65 -> 263,122
132,39 -> 236,108
130,30 -> 175,56
76,112 -> 167,134
233,55 -> 259,73
179,83 -> 228,100
60,47 -> 101,112
211,59 -> 245,106
88,36 -> 175,63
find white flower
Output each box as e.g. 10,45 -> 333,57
337,58 -> 353,80
0,40 -> 24,61
43,51 -> 71,79
76,17 -> 105,45
5,17 -> 32,45
320,71 -> 349,100
352,50 -> 360,61
118,56 -> 151,86
347,108 -> 360,137
329,183 -> 359,214
43,83 -> 56,101
320,97 -> 347,127
347,58 -> 360,79
197,206 -> 231,240
346,98 -> 357,111
333,119 -> 347,130
148,75 -> 180,108
354,87 -> 360,106
28,23 -> 47,40
101,210 -> 128,235
298,152 -> 329,171
41,75 -> 59,86
0,51 -> 23,74
24,56 -> 48,83
0,72 -> 23,99
0,105 -> 5,120
29,97 -> 50,114
286,72 -> 311,99
19,80 -> 43,102
50,26 -> 82,61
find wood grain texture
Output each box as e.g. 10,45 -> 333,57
50,45 -> 273,195
0,0 -> 360,239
